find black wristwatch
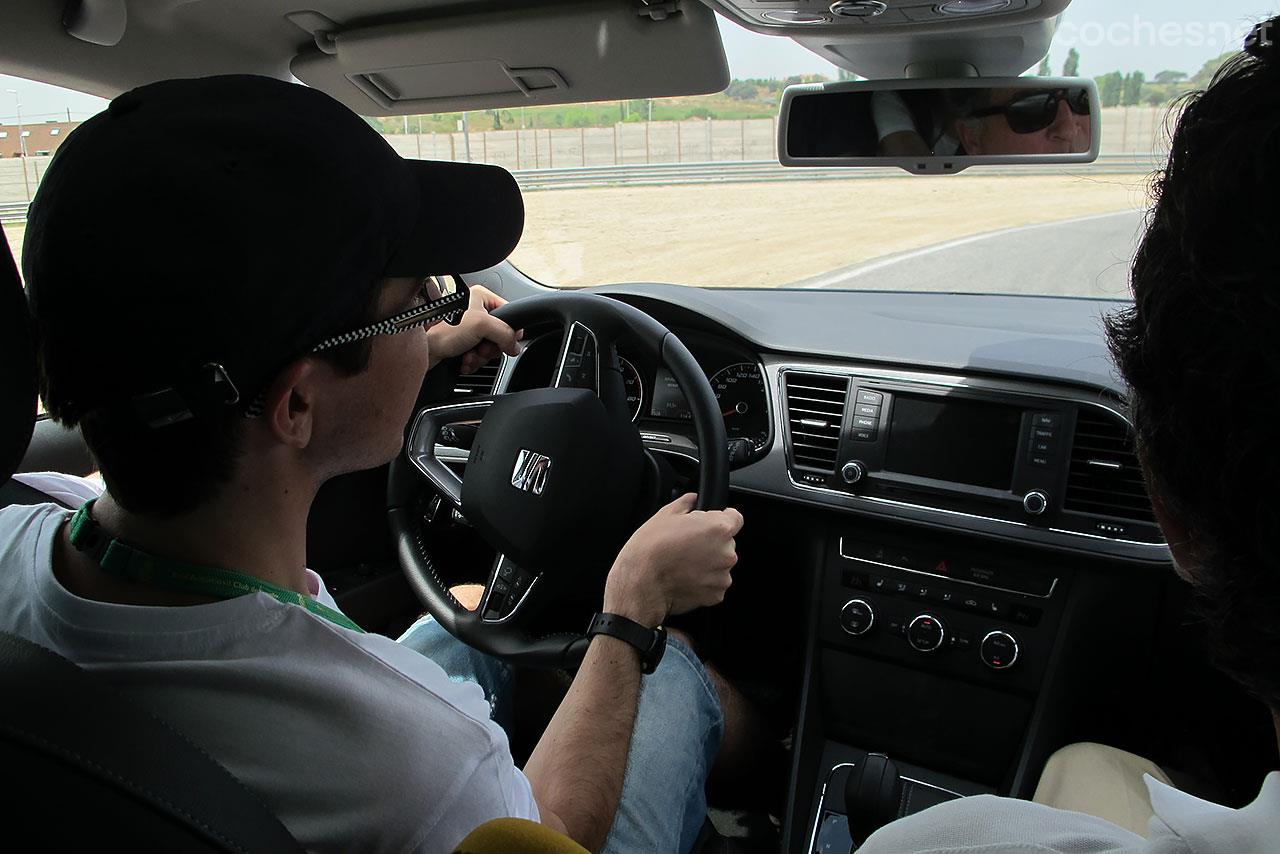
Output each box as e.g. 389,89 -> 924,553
586,613 -> 667,674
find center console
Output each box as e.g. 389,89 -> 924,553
785,511 -> 1080,852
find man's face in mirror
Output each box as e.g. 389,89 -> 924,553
956,87 -> 1092,156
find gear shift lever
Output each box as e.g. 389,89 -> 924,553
843,753 -> 903,847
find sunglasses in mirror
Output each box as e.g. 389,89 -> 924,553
971,89 -> 1091,135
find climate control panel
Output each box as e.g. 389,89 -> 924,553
819,530 -> 1063,691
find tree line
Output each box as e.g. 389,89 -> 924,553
1039,47 -> 1231,107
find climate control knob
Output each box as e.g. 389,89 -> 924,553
1022,490 -> 1049,516
839,599 -> 875,636
841,461 -> 867,484
980,630 -> 1020,670
907,614 -> 946,653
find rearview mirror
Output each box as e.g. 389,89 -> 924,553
778,77 -> 1101,175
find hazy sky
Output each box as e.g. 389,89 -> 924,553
2,0 -> 1277,123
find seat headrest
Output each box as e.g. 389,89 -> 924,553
0,224 -> 37,482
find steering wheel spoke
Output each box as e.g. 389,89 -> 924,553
403,398 -> 495,507
477,554 -> 541,623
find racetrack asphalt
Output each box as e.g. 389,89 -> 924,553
794,209 -> 1145,300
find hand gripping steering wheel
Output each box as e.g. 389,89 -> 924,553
386,292 -> 729,669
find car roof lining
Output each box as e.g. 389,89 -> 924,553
2,0 -> 728,112
3,0 -> 1074,108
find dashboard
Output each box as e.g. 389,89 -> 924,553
464,281 -> 1167,565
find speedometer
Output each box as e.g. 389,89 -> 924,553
709,362 -> 769,450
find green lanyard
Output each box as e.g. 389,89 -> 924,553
67,498 -> 364,633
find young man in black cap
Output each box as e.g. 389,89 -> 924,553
0,75 -> 742,852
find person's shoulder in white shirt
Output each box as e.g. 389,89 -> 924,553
0,476 -> 537,852
858,772 -> 1280,853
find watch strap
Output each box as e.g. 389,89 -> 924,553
586,613 -> 666,674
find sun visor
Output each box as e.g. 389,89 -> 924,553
289,1 -> 729,115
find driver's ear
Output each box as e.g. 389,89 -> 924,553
260,359 -> 320,450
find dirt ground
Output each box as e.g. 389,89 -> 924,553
3,171 -> 1152,291
512,172 -> 1153,288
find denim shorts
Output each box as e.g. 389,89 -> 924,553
399,616 -> 724,854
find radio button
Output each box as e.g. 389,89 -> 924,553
841,461 -> 867,484
1023,491 -> 1050,516
856,389 -> 884,406
907,614 -> 946,652
1030,438 -> 1056,454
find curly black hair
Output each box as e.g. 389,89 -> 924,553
1106,16 -> 1280,708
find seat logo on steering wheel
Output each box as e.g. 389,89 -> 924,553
510,449 -> 553,496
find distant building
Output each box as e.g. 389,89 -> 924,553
0,120 -> 81,158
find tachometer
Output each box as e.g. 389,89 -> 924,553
709,362 -> 768,450
619,357 -> 643,422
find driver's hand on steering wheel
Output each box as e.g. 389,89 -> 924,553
603,493 -> 743,629
426,284 -> 523,374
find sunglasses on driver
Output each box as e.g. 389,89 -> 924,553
969,88 -> 1091,135
310,275 -> 471,354
238,276 -> 470,419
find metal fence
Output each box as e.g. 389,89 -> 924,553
0,107 -> 1173,210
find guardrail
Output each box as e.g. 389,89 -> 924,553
0,155 -> 1162,225
511,154 -> 1162,191
1,202 -> 27,224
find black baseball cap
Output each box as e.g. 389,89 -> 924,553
24,74 -> 523,424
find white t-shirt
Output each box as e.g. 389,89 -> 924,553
860,769 -> 1280,852
0,490 -> 538,853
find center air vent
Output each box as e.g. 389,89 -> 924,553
451,358 -> 501,399
1064,407 -> 1155,524
784,372 -> 850,472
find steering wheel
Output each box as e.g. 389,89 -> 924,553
387,292 -> 729,669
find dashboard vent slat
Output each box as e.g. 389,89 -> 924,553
1064,408 -> 1155,525
784,372 -> 849,473
451,358 -> 501,399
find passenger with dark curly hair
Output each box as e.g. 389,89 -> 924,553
854,15 -> 1280,853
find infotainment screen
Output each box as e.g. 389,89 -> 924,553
884,395 -> 1023,491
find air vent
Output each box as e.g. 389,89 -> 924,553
451,359 -> 501,399
1064,407 -> 1155,524
784,372 -> 850,472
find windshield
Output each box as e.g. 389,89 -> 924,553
1,2 -> 1271,298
